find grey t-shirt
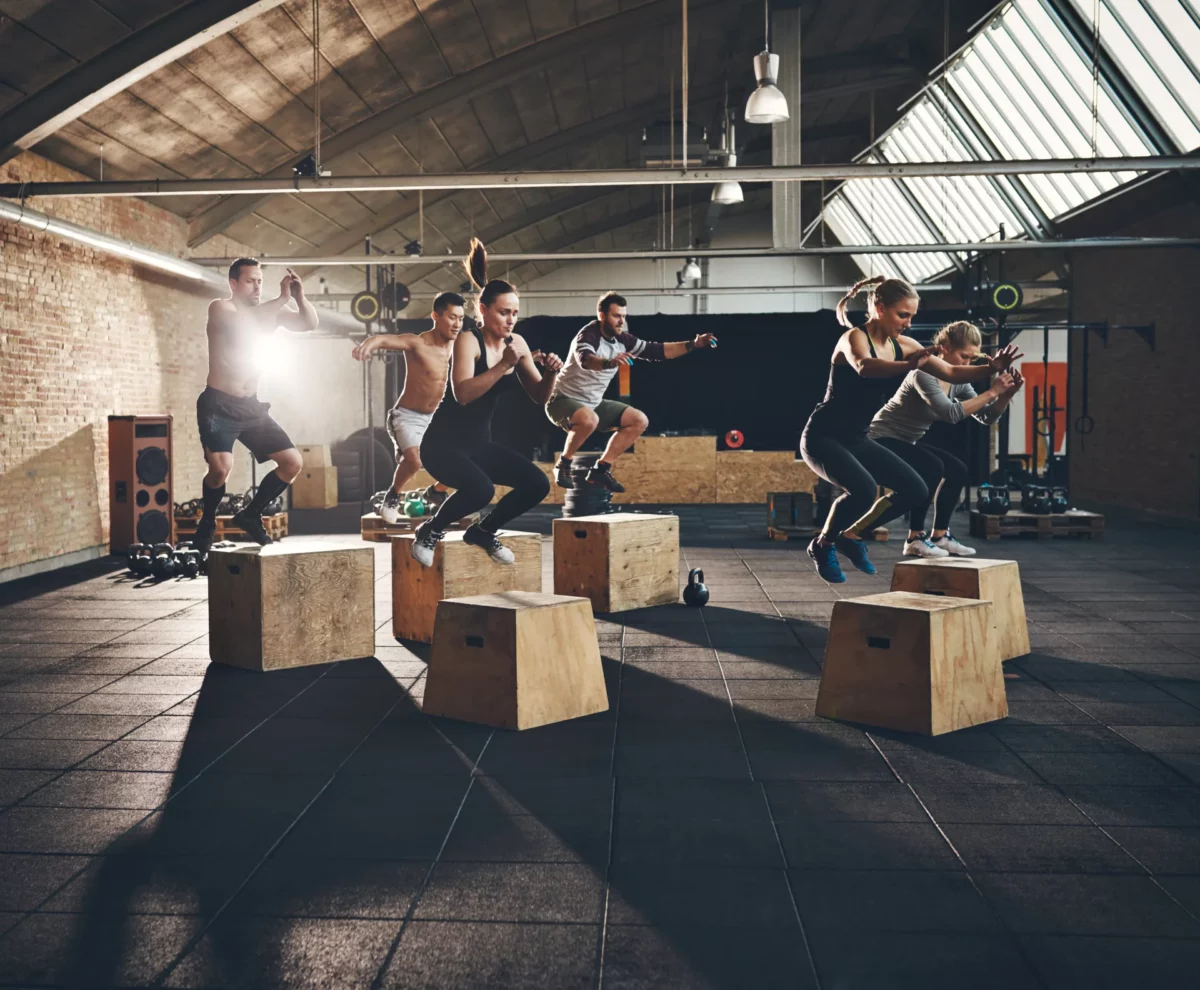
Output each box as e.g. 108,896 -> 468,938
868,370 -> 1003,444
551,320 -> 666,406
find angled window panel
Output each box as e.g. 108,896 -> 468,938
823,199 -> 905,281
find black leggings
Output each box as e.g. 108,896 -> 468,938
872,438 -> 968,533
800,430 -> 929,539
420,438 -> 550,533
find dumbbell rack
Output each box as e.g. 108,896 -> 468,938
969,508 -> 1104,541
174,512 -> 289,543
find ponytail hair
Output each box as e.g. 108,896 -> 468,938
933,320 -> 982,352
835,275 -> 919,328
463,237 -> 517,315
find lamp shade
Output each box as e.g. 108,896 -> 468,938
681,258 -> 702,281
712,152 -> 744,205
745,51 -> 789,124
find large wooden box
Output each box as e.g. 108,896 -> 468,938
424,592 -> 608,730
816,591 -> 1007,735
553,512 -> 679,613
391,530 -> 541,644
891,558 -> 1029,661
207,544 -> 374,670
297,444 -> 332,468
292,466 -> 338,509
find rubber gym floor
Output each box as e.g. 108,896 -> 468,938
1,504 -> 1198,989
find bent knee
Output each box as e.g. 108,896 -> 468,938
627,409 -> 649,432
399,449 -> 423,472
274,450 -> 304,481
530,470 -> 551,500
574,409 -> 600,431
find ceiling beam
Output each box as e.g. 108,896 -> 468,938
186,0 -> 737,247
0,1 -> 288,167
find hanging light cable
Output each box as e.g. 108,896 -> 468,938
745,0 -> 789,125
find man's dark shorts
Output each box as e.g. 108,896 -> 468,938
197,387 -> 293,463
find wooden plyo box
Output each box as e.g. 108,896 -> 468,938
891,558 -> 1030,661
291,466 -> 338,509
553,512 -> 679,613
207,543 -> 374,671
391,530 -> 542,643
816,591 -> 1007,735
424,591 -> 608,730
297,444 -> 332,468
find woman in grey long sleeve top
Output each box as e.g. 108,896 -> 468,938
852,321 -> 1021,557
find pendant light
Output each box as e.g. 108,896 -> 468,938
712,87 -> 744,205
744,0 -> 790,125
681,257 -> 703,281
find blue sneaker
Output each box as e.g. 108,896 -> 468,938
835,534 -> 877,575
808,537 -> 846,583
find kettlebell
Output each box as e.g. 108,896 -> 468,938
683,568 -> 709,608
993,487 -> 1011,516
1050,487 -> 1069,514
150,543 -> 176,580
127,543 -> 149,576
1023,485 -> 1052,515
976,484 -> 994,515
403,497 -> 425,518
181,549 -> 201,578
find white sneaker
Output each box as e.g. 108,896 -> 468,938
379,489 -> 403,524
410,521 -> 444,567
934,533 -> 976,556
903,535 -> 950,558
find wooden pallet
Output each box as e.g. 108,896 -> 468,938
969,509 -> 1104,541
360,511 -> 477,543
768,525 -> 889,542
174,511 -> 289,543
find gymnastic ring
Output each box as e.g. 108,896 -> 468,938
1074,415 -> 1095,435
1034,416 -> 1054,438
724,429 -> 745,449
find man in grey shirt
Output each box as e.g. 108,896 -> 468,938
850,321 -> 1021,557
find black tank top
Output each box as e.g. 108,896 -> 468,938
806,331 -> 905,441
425,326 -> 521,445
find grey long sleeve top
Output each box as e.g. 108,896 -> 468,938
868,370 -> 1004,444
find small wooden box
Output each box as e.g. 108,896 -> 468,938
816,591 -> 1006,735
891,558 -> 1029,661
424,591 -> 608,730
207,544 -> 374,670
391,530 -> 541,643
297,444 -> 332,468
292,466 -> 338,509
553,512 -> 679,613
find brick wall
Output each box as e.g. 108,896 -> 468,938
1068,202 -> 1199,519
0,152 -> 258,575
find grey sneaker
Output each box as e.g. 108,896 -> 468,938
411,521 -> 444,567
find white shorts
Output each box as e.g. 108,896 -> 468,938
386,405 -> 433,460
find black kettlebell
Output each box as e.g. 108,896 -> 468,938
976,484 -> 994,514
683,568 -> 709,607
993,487 -> 1011,516
1023,485 -> 1052,515
127,543 -> 149,576
1050,487 -> 1069,514
150,543 -> 176,580
181,550 -> 201,578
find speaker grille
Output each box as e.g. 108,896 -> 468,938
136,510 -> 170,544
136,447 -> 169,486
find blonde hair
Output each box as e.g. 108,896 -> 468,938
933,320 -> 982,352
835,275 -> 919,329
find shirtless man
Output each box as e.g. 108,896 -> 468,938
193,258 -> 319,556
351,292 -> 463,522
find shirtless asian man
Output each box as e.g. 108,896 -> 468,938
193,258 -> 319,556
352,292 -> 463,522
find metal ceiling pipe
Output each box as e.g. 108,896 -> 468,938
0,198 -> 363,333
189,237 -> 1200,268
2,156 -> 1196,199
313,284 -> 961,302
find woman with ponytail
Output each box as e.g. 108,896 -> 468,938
800,276 -> 1021,583
412,239 -> 564,567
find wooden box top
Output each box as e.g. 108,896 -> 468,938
843,591 -> 991,613
442,591 -> 588,611
208,543 -> 369,561
553,513 -> 678,525
390,529 -> 536,545
894,558 -> 1019,573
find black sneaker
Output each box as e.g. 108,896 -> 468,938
585,461 -> 625,493
379,489 -> 403,524
411,521 -> 444,567
421,485 -> 448,509
192,515 -> 216,558
554,457 -> 574,489
462,524 -> 515,564
231,509 -> 272,546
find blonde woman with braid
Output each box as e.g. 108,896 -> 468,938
800,277 -> 1022,583
863,320 -> 1024,558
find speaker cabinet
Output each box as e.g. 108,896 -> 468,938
108,415 -> 173,552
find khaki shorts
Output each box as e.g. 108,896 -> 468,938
546,395 -> 631,432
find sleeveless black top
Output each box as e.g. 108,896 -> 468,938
425,326 -> 521,446
805,331 -> 905,441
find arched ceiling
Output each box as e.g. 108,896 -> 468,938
0,0 -> 996,296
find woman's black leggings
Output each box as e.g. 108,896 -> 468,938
420,439 -> 550,533
872,437 -> 969,533
800,430 -> 930,539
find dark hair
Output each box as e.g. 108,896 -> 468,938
227,257 -> 260,281
597,291 -> 627,315
433,291 -> 465,314
463,238 -> 516,312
